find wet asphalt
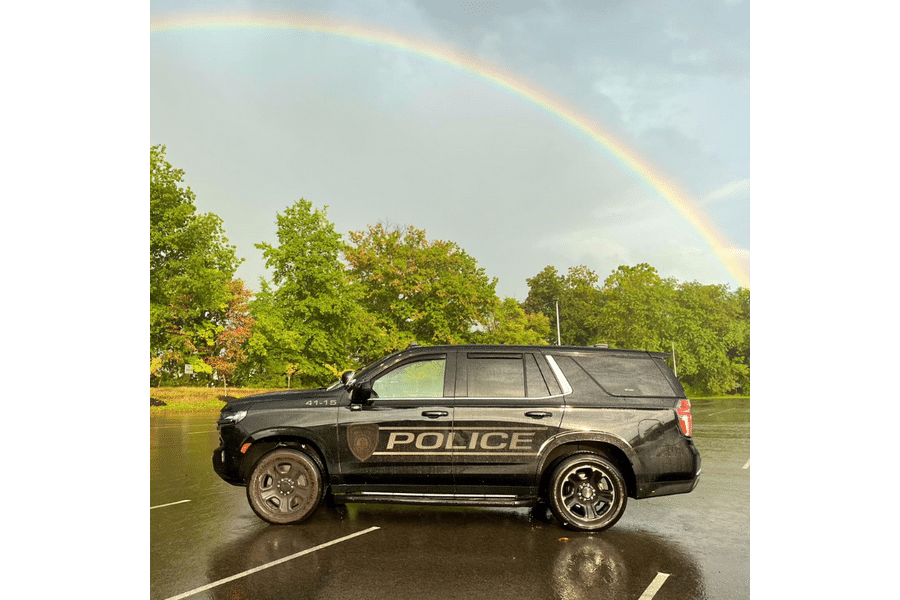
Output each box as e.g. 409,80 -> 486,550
150,398 -> 749,599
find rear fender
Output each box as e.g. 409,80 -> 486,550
536,432 -> 641,497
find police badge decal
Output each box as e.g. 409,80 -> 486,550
347,423 -> 379,462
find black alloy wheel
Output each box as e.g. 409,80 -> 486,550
548,453 -> 627,532
246,448 -> 323,525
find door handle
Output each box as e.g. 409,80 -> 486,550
422,410 -> 449,419
525,411 -> 552,419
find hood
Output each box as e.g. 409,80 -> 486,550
222,387 -> 343,411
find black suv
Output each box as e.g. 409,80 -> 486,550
213,344 -> 700,532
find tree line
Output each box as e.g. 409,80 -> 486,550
150,145 -> 749,396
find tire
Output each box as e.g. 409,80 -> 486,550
246,448 -> 323,525
547,453 -> 627,532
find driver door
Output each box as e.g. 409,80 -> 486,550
337,352 -> 456,492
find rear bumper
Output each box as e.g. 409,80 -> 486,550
638,469 -> 701,498
636,442 -> 701,498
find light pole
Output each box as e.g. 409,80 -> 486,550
555,300 -> 561,346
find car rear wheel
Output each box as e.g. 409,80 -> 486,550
246,448 -> 323,524
548,453 -> 627,532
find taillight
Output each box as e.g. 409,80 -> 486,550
676,398 -> 693,437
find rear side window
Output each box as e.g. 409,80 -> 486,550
467,354 -> 525,398
575,355 -> 678,397
525,353 -> 551,397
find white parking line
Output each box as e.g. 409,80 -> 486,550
162,526 -> 381,600
187,430 -> 217,435
638,572 -> 670,599
150,500 -> 191,510
743,459 -> 750,469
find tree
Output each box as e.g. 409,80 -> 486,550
473,297 -> 552,345
732,286 -> 750,392
150,145 -> 241,383
522,265 -> 604,345
205,279 -> 255,394
251,199 -> 365,387
522,265 -> 564,343
670,282 -> 749,395
344,223 -> 498,348
560,265 -> 606,346
594,264 -> 677,352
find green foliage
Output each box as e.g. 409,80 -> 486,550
344,223 -> 498,349
150,145 -> 242,384
473,298 -> 552,345
250,200 -> 365,388
594,263 -> 677,352
670,282 -> 750,395
521,265 -> 563,344
522,265 -> 604,345
523,262 -> 750,396
148,144 -> 749,396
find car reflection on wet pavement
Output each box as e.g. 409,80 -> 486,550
151,398 -> 749,599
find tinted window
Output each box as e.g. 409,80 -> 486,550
552,356 -> 603,399
373,358 -> 446,399
575,355 -> 677,397
525,353 -> 551,397
467,354 -> 525,398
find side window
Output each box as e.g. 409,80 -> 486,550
552,356 -> 603,400
373,358 -> 446,399
525,353 -> 551,397
575,355 -> 677,397
467,354 -> 525,398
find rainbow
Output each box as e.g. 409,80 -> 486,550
151,11 -> 749,289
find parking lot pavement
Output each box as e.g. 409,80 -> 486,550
151,399 -> 749,599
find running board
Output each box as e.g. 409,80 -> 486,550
335,492 -> 536,507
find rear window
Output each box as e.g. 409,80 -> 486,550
574,355 -> 678,397
551,354 -> 678,398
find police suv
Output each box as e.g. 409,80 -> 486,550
213,344 -> 701,532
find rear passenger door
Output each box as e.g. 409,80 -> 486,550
452,351 -> 565,494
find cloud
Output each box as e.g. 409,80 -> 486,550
530,195 -> 748,288
703,178 -> 750,205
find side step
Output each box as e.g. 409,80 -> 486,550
335,492 -> 537,508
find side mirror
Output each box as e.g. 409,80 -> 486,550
341,370 -> 355,386
351,380 -> 374,405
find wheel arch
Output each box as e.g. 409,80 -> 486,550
538,439 -> 638,500
239,430 -> 330,484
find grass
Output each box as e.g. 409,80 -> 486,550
150,387 -> 283,413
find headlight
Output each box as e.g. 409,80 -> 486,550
218,409 -> 248,426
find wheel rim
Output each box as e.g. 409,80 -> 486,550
256,457 -> 316,516
558,462 -> 617,523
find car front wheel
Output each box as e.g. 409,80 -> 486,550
246,448 -> 323,525
548,453 -> 627,532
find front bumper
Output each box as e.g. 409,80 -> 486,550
212,447 -> 244,486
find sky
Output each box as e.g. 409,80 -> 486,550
150,0 -> 750,301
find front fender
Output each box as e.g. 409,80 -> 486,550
240,426 -> 333,479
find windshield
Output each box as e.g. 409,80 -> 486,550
323,354 -> 392,391
349,353 -> 399,384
